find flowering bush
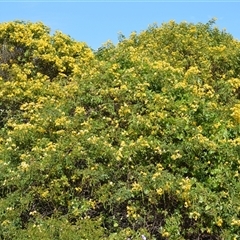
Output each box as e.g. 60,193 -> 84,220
0,19 -> 239,239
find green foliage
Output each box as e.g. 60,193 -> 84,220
0,19 -> 240,239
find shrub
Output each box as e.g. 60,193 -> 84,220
0,19 -> 239,239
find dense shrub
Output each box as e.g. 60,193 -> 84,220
0,19 -> 239,239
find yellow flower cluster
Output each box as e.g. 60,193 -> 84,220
231,103 -> 240,123
171,150 -> 182,160
228,78 -> 240,91
131,182 -> 142,192
231,219 -> 240,226
127,205 -> 140,220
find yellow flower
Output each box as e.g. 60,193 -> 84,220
171,150 -> 182,160
189,211 -> 200,220
41,190 -> 49,198
228,78 -> 240,91
231,219 -> 240,226
74,106 -> 85,115
19,161 -> 29,171
161,230 -> 170,237
213,122 -> 221,129
216,217 -> 223,227
118,103 -> 131,117
156,188 -> 163,196
231,103 -> 240,123
131,182 -> 142,192
184,200 -> 191,208
184,66 -> 200,78
127,205 -> 139,220
55,116 -> 70,127
180,178 -> 192,192
1,220 -> 10,226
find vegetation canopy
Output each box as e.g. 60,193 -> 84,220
0,19 -> 239,239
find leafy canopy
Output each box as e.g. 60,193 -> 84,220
0,19 -> 240,239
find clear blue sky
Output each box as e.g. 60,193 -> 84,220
0,1 -> 240,50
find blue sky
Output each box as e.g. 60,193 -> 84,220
0,1 -> 240,50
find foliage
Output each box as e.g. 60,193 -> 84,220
0,19 -> 240,239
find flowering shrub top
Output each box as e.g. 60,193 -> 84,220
0,20 -> 239,239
